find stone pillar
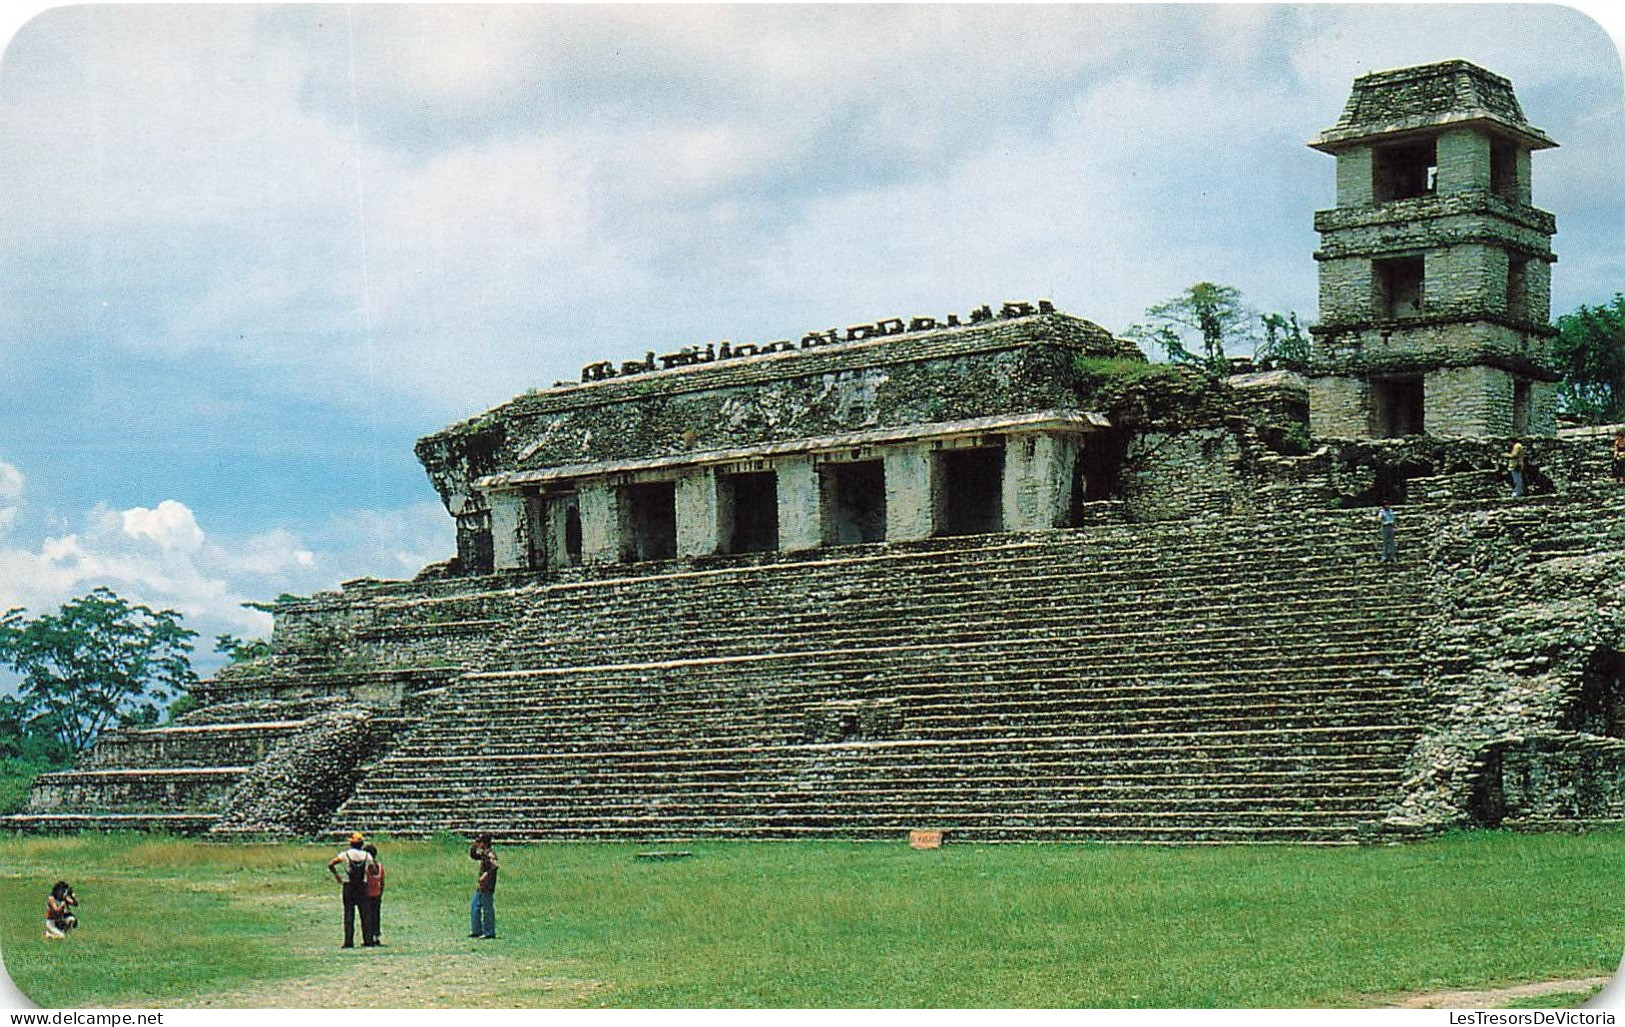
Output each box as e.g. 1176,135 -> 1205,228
674,469 -> 724,558
776,457 -> 821,552
1002,434 -> 1077,531
577,480 -> 624,565
1334,145 -> 1373,207
486,490 -> 531,572
1425,365 -> 1506,437
883,446 -> 935,542
1436,127 -> 1490,194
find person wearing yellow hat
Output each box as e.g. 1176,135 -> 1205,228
326,832 -> 375,948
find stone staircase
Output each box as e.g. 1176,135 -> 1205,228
2,661 -> 470,835
335,509 -> 1433,844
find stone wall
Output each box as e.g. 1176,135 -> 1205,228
1119,429 -> 1240,521
417,313 -> 1138,573
1385,492 -> 1625,832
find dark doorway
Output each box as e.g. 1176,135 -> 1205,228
1565,649 -> 1625,739
724,471 -> 779,554
820,461 -> 887,546
624,482 -> 677,562
1073,433 -> 1124,517
936,447 -> 1005,536
1372,377 -> 1424,438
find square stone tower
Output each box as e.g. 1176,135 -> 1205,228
1307,60 -> 1559,438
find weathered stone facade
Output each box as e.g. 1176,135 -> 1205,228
1308,60 -> 1559,439
418,309 -> 1135,576
11,61 -> 1621,845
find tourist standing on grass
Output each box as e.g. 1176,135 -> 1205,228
1507,440 -> 1527,498
362,843 -> 386,947
327,832 -> 374,949
1612,430 -> 1625,484
43,881 -> 77,940
469,833 -> 498,940
1377,503 -> 1397,564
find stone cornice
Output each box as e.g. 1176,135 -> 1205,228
424,313 -> 1131,448
477,408 -> 1110,491
1313,192 -> 1556,237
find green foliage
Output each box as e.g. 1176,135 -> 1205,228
1125,282 -> 1258,375
215,633 -> 273,664
1554,294 -> 1625,423
1257,311 -> 1313,371
1074,355 -> 1233,430
4,832 -> 1621,1008
0,588 -> 198,754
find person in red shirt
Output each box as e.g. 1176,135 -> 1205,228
44,881 -> 77,940
362,843 -> 386,947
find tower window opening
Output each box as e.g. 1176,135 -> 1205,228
1491,138 -> 1519,201
1376,256 -> 1426,318
1512,379 -> 1532,435
1373,138 -> 1437,202
1507,256 -> 1529,320
1371,376 -> 1424,438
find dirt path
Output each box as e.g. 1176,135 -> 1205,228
1385,976 -> 1613,1009
145,951 -> 602,1009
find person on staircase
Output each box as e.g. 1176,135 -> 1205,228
1612,430 -> 1625,485
1377,503 -> 1398,564
1507,440 -> 1528,498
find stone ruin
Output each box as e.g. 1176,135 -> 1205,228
10,60 -> 1624,843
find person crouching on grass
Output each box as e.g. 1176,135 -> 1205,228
44,881 -> 77,940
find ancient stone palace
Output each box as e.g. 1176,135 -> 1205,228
13,60 -> 1624,844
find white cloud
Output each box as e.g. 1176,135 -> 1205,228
121,500 -> 206,554
0,459 -> 21,534
0,481 -> 453,672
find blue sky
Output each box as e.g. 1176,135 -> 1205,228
0,4 -> 1622,674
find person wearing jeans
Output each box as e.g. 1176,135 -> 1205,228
469,833 -> 498,939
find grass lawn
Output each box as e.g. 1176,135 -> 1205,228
1,831 -> 1621,1008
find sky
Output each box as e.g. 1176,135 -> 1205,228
0,3 -> 1622,677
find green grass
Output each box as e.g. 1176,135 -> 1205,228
2,831 -> 1622,1008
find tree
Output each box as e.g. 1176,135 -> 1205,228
1554,294 -> 1625,424
1256,312 -> 1312,371
215,633 -> 273,664
0,588 -> 198,754
1125,282 -> 1259,375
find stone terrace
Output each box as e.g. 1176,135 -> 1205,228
334,507 -> 1434,844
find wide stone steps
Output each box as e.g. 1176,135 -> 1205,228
496,599 -> 1420,663
491,608 -> 1424,675
493,551 -> 1413,635
80,721 -> 306,768
336,510 -> 1430,842
0,812 -> 218,833
25,766 -> 250,812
